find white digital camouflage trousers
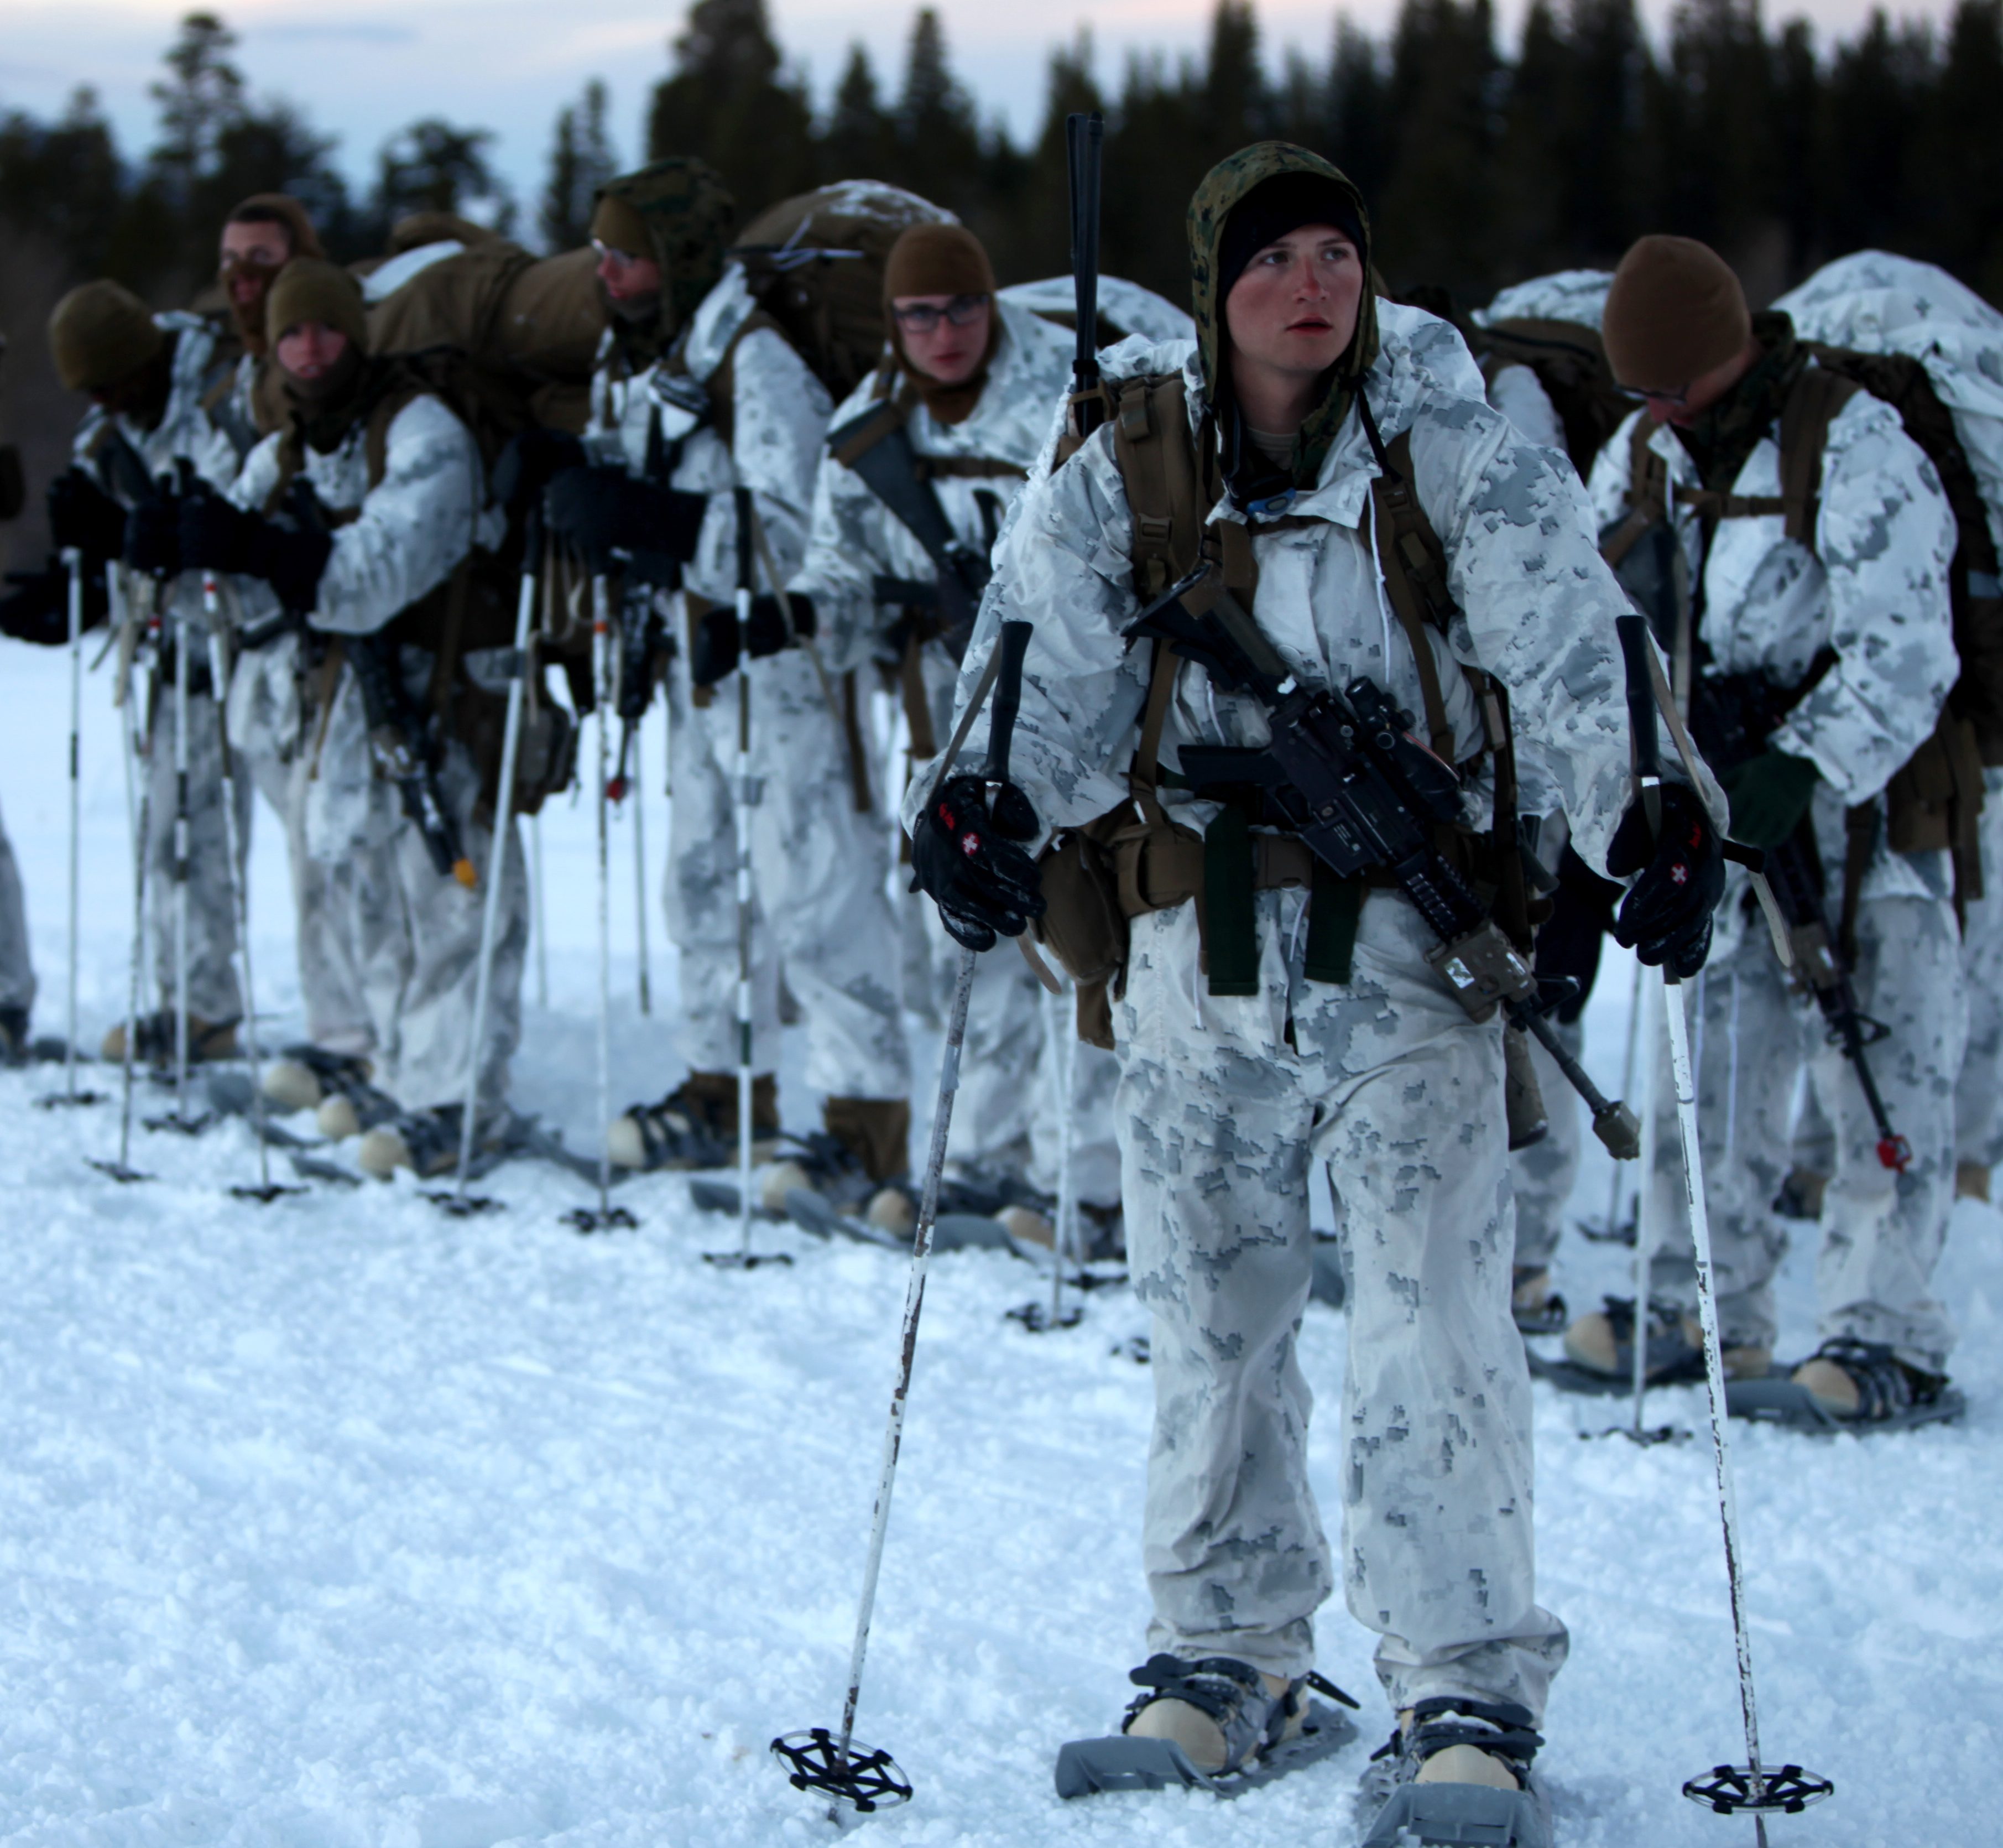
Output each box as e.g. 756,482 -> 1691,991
144,679 -> 249,1025
1955,773 -> 2003,1170
239,725 -> 373,1059
0,798 -> 32,1014
1116,889 -> 1568,1719
1511,1016 -> 1585,1271
336,737 -> 526,1115
1642,891 -> 1965,1371
662,642 -> 907,1101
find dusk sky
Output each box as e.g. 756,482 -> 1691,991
1,0 -> 1958,219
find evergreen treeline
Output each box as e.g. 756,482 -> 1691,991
2,0 -> 2000,314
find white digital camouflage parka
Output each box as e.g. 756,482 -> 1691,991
907,298 -> 1683,885
793,297 -> 1075,676
1587,348 -> 1960,914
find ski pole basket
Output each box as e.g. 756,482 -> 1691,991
770,1729 -> 913,1813
1683,1763 -> 1833,1816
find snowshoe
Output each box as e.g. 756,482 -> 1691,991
1956,1160 -> 1990,1203
1511,1266 -> 1566,1337
607,1071 -> 778,1173
1530,1296 -> 1767,1395
261,1044 -> 373,1114
357,1104 -> 524,1181
1357,1698 -> 1551,1848
1056,1653 -> 1359,1799
1728,1336 -> 1966,1433
101,1010 -> 239,1066
784,1184 -> 1016,1254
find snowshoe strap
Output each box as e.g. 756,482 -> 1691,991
1404,1698 -> 1544,1772
1122,1654 -> 1263,1731
1808,1337 -> 1944,1422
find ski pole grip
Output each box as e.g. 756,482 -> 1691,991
983,620 -> 1033,788
1615,613 -> 1663,785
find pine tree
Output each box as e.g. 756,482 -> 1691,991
891,9 -> 984,212
372,119 -> 513,239
148,11 -> 246,208
1912,0 -> 2003,299
540,80 -> 618,253
647,0 -> 817,218
823,44 -> 895,184
1327,17 -> 1392,210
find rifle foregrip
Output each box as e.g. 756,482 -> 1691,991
984,621 -> 1033,788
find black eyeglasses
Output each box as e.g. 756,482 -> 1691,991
890,294 -> 990,335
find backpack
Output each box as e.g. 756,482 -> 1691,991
1036,372 -> 1533,1047
367,240 -> 603,438
1464,317 -> 1630,481
1605,346 -> 2000,909
729,183 -> 946,404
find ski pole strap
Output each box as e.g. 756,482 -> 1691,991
984,620 -> 1032,785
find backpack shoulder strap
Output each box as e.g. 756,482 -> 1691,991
1109,373 -> 1208,602
1775,362 -> 1863,549
364,370 -> 431,491
1601,416 -> 1669,569
1368,427 -> 1457,760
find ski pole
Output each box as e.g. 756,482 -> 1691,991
61,548 -> 84,1102
454,516 -> 539,1206
773,618 -> 1035,1819
1628,962 -> 1666,1440
733,489 -> 758,1261
1615,614 -> 1830,1835
1593,955 -> 1644,1241
577,570 -> 619,1229
201,575 -> 294,1201
172,594 -> 192,1123
632,701 -> 653,1016
530,812 -> 549,1011
1049,980 -> 1078,1328
93,568 -> 153,1183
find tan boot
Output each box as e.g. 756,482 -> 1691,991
999,1204 -> 1055,1248
1511,1266 -> 1566,1334
1396,1709 -> 1524,1792
1563,1302 -> 1766,1382
101,1011 -> 238,1065
356,1123 -> 413,1180
261,1059 -> 326,1113
608,1071 -> 780,1170
316,1093 -> 362,1140
822,1096 -> 911,1184
1126,1669 -> 1294,1776
1957,1160 -> 1991,1202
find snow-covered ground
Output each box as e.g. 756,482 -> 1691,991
1,633 -> 1997,1847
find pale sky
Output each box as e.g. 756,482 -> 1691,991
0,0 -> 1958,225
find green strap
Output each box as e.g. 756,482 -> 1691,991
1304,861 -> 1363,985
1203,804 -> 1259,997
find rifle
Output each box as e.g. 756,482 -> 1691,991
1128,568 -> 1641,1158
1066,110 -> 1105,446
825,405 -> 988,648
286,478 -> 474,887
1685,653 -> 1912,1171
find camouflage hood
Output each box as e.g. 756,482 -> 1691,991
1188,142 -> 1380,487
594,158 -> 737,361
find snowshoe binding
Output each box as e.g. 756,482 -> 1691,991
102,1009 -> 239,1067
1531,1295 -> 1768,1395
261,1044 -> 372,1115
1511,1266 -> 1566,1336
1358,1698 -> 1551,1848
607,1071 -> 779,1173
1055,1653 -> 1359,1799
1729,1336 -> 1966,1432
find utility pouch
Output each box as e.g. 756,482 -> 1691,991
1503,1025 -> 1549,1152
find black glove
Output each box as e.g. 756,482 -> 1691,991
1719,747 -> 1818,850
46,467 -> 127,563
747,591 -> 815,657
544,464 -> 706,572
909,772 -> 1046,951
123,486 -> 182,576
491,426 -> 586,516
178,484 -> 332,613
690,603 -> 740,688
0,564 -> 106,644
1608,783 -> 1725,978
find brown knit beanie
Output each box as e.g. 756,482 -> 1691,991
1602,235 -> 1751,393
48,280 -> 164,392
883,222 -> 995,304
265,258 -> 368,351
